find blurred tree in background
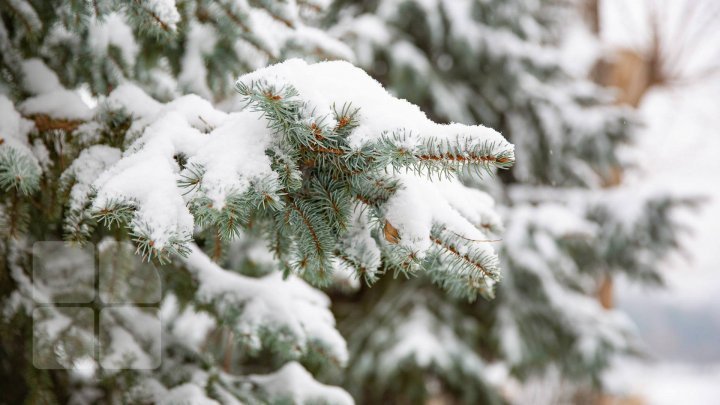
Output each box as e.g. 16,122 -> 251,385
328,0 -> 694,402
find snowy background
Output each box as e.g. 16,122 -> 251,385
598,0 -> 720,402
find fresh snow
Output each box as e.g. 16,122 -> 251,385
92,111 -> 200,249
88,12 -> 139,66
249,361 -> 354,405
94,59 -> 512,265
235,59 -> 512,262
184,244 -> 348,364
159,383 -> 221,405
19,90 -> 93,121
18,59 -> 92,120
0,94 -> 42,177
104,82 -> 163,120
160,294 -> 217,351
384,174 -> 500,255
502,203 -> 637,362
21,58 -> 62,95
179,22 -> 217,99
183,111 -> 275,209
0,95 -> 35,151
61,145 -> 121,212
237,59 -> 512,152
93,84 -> 277,246
379,306 -> 486,375
338,209 -> 381,279
146,0 -> 181,30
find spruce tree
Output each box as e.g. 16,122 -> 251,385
0,1 -> 515,403
328,0 -> 693,402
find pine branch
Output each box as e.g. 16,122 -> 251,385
373,132 -> 515,178
427,226 -> 500,300
130,220 -> 191,264
92,198 -> 136,229
283,195 -> 335,283
0,147 -> 41,195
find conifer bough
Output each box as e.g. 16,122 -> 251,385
88,59 -> 514,299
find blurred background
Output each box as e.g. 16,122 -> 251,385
589,0 -> 720,403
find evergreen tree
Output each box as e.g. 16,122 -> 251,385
328,0 -> 693,402
0,1 -> 515,403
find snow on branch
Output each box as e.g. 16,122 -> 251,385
139,360 -> 354,405
184,243 -> 347,364
0,95 -> 41,196
246,361 -> 354,404
236,59 -> 513,163
89,59 -> 513,299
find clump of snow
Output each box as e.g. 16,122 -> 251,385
249,362 -> 354,405
330,14 -> 391,66
88,12 -> 139,66
127,378 -> 170,404
178,22 -> 217,99
338,208 -> 381,278
100,325 -> 156,369
21,58 -> 61,95
91,59 -> 510,299
366,303 -> 490,384
100,306 -> 162,370
236,6 -> 353,62
159,383 -> 220,405
146,0 -> 181,30
92,111 -> 199,249
0,95 -> 35,149
237,59 -> 512,152
384,174 -> 499,257
103,82 -> 163,121
161,294 -> 216,350
0,94 -> 42,175
184,244 -> 348,364
185,111 -> 275,208
382,176 -> 434,253
70,355 -> 97,381
61,145 -> 121,211
19,90 -> 93,120
438,181 -> 503,233
18,58 -> 92,120
93,83 -> 279,247
236,60 -> 511,267
163,94 -> 228,132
